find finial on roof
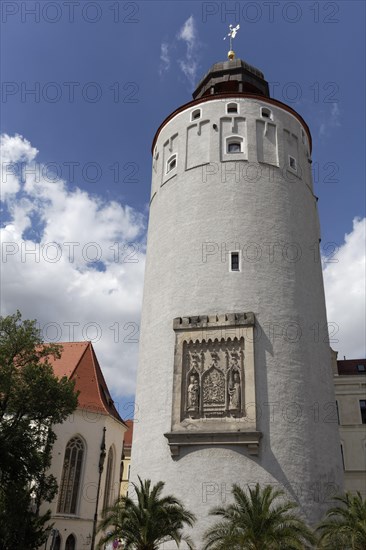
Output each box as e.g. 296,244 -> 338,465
223,24 -> 240,60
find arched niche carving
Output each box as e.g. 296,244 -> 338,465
202,366 -> 226,416
182,337 -> 245,420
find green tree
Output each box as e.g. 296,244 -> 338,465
97,477 -> 196,550
0,310 -> 78,550
203,482 -> 316,550
317,491 -> 366,549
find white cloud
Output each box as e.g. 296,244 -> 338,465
159,16 -> 200,87
319,102 -> 341,138
159,42 -> 170,75
0,133 -> 38,198
0,134 -> 146,401
323,217 -> 366,359
177,15 -> 199,86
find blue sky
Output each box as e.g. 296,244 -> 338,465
1,1 -> 365,411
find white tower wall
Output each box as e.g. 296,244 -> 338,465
131,89 -> 343,547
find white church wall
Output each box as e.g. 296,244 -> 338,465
41,410 -> 124,549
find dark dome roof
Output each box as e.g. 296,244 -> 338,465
193,58 -> 269,100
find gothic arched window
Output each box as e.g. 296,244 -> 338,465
103,446 -> 114,510
57,436 -> 85,514
54,535 -> 61,550
65,534 -> 76,550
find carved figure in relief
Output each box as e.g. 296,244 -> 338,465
187,374 -> 199,410
210,350 -> 220,366
228,371 -> 241,410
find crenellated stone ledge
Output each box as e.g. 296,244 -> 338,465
173,312 -> 255,330
164,430 -> 262,458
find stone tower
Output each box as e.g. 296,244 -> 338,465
131,54 -> 343,546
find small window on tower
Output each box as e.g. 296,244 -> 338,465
166,154 -> 177,174
261,107 -> 272,119
191,109 -> 201,121
226,136 -> 243,154
230,252 -> 240,272
289,156 -> 297,171
227,103 -> 238,114
228,142 -> 241,153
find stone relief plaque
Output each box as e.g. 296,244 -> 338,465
165,313 -> 262,457
183,338 -> 245,419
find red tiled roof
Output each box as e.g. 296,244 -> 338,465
337,359 -> 366,375
123,420 -> 134,447
46,341 -> 125,425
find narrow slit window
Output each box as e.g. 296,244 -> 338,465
191,109 -> 201,121
261,107 -> 272,119
230,252 -> 240,272
227,103 -> 238,114
102,446 -> 114,511
360,400 -> 366,424
340,444 -> 345,470
166,155 -> 177,173
289,156 -> 297,171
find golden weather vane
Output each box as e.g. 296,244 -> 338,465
223,24 -> 240,60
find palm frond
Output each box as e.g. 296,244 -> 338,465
203,482 -> 315,550
97,478 -> 196,550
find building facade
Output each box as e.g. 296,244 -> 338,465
120,420 -> 133,497
40,342 -> 126,550
332,352 -> 366,496
131,53 -> 343,546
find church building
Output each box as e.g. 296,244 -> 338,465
40,341 -> 127,550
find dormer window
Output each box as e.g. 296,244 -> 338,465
227,102 -> 238,114
261,107 -> 272,119
166,154 -> 177,173
226,136 -> 243,154
191,109 -> 201,121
